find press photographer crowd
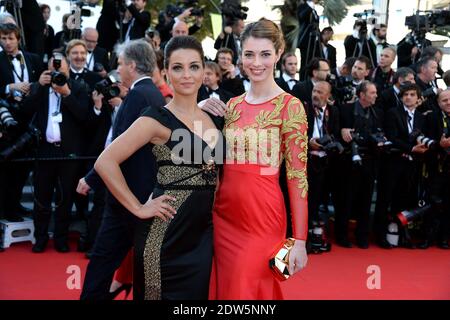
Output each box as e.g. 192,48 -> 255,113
0,0 -> 449,262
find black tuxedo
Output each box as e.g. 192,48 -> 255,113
43,25 -> 55,61
291,80 -> 314,108
323,43 -> 337,71
337,102 -> 384,244
21,79 -> 89,247
90,46 -> 110,72
305,102 -> 341,227
0,51 -> 42,98
70,68 -> 103,93
220,76 -> 245,96
415,76 -> 439,113
81,77 -> 165,300
275,76 -> 298,95
197,85 -> 234,104
369,67 -> 394,94
376,86 -> 402,113
122,5 -> 151,41
0,50 -> 42,220
375,106 -> 427,239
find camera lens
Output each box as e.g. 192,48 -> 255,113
51,71 -> 67,86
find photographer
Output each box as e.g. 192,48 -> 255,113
344,20 -> 377,68
20,55 -> 89,253
415,57 -> 441,113
122,0 -> 150,42
370,24 -> 390,65
334,56 -> 371,105
420,89 -> 450,249
292,58 -> 330,108
337,81 -> 384,248
397,29 -> 431,68
0,23 -> 42,222
306,81 -> 340,252
375,83 -> 429,249
214,18 -> 245,65
368,46 -> 396,93
82,28 -> 110,76
375,67 -> 416,112
320,27 -> 337,71
156,6 -> 203,46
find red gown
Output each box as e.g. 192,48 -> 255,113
211,92 -> 308,300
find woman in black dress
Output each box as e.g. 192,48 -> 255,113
94,36 -> 224,300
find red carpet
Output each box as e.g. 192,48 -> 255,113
0,238 -> 449,300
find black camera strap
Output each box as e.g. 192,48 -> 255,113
8,54 -> 25,82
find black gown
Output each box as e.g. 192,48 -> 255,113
134,106 -> 224,300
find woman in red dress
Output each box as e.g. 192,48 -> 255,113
210,18 -> 309,299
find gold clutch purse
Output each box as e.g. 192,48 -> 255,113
269,238 -> 295,281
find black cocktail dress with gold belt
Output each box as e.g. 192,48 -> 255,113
133,106 -> 224,300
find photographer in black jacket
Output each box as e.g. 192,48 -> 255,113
122,0 -> 150,42
337,81 -> 384,248
420,89 -> 450,249
375,83 -> 429,249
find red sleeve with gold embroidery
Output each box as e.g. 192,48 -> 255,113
280,95 -> 308,240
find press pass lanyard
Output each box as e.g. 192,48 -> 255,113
9,55 -> 25,82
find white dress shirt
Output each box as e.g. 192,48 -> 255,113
282,73 -> 298,91
46,88 -> 62,143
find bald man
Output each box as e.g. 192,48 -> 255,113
82,27 -> 110,74
171,20 -> 189,37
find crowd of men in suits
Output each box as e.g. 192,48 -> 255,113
0,0 -> 449,256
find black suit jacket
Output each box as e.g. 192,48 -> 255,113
21,79 -> 90,155
0,50 -> 42,99
86,78 -> 165,206
397,35 -> 432,68
424,110 -> 449,175
324,43 -> 337,71
122,5 -> 151,41
84,105 -> 113,157
376,86 -> 402,112
96,0 -> 121,52
275,76 -> 298,95
291,80 -> 314,108
415,76 -> 439,113
70,68 -> 103,93
306,102 -> 340,140
92,46 -> 110,72
385,106 -> 427,154
197,85 -> 234,104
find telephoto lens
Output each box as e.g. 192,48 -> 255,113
51,71 -> 68,86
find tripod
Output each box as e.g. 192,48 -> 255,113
352,34 -> 375,68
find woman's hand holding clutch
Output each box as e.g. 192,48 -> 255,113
288,239 -> 308,276
135,193 -> 177,221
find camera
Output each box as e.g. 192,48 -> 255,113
353,10 -> 377,38
95,74 -> 120,100
327,75 -> 356,103
51,54 -> 68,86
316,134 -> 344,155
165,1 -> 204,18
0,124 -> 40,160
370,129 -> 393,149
0,99 -> 18,131
409,129 -> 437,149
421,87 -> 437,99
220,0 -> 248,26
350,132 -> 365,165
405,10 -> 450,32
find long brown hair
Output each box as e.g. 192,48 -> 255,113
240,18 -> 285,54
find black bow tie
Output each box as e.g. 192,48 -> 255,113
208,88 -> 220,94
9,53 -> 22,61
288,79 -> 298,83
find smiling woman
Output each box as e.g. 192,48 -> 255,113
93,36 -> 225,300
211,18 -> 309,300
